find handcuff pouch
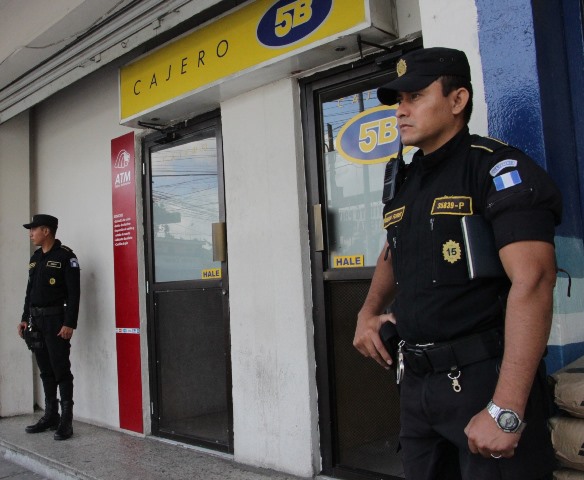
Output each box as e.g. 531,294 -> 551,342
23,319 -> 43,350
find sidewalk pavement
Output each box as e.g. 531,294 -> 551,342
0,452 -> 47,479
0,414 -> 318,480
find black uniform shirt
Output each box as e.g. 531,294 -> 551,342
383,128 -> 562,344
22,239 -> 81,328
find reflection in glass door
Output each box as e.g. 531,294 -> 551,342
144,115 -> 232,452
152,137 -> 220,282
323,93 -> 389,268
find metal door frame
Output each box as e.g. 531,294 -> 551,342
301,39 -> 420,480
142,109 -> 233,452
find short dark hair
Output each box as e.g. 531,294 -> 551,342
439,75 -> 473,124
46,225 -> 57,237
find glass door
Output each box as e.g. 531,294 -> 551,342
144,113 -> 232,452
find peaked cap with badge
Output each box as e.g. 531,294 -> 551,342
377,47 -> 471,106
23,214 -> 59,230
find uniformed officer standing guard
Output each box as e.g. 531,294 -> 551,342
354,48 -> 562,479
17,214 -> 80,441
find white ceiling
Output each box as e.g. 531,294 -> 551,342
0,0 -> 136,91
0,0 -> 224,124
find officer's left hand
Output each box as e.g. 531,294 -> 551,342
17,321 -> 27,338
58,326 -> 74,340
354,312 -> 396,370
464,409 -> 520,459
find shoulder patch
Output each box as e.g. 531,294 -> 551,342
470,135 -> 508,153
29,262 -> 36,269
490,159 -> 518,177
493,170 -> 522,191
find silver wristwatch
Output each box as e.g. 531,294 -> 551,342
487,400 -> 526,434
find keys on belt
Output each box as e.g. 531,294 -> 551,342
396,329 -> 503,391
396,340 -> 405,384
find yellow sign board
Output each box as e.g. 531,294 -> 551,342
333,255 -> 365,268
201,268 -> 222,279
120,0 -> 367,121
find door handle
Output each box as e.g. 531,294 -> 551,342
313,204 -> 324,252
212,222 -> 227,262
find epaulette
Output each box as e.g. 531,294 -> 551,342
60,245 -> 72,252
469,135 -> 508,153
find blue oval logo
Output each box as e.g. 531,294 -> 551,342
337,106 -> 411,165
257,0 -> 333,48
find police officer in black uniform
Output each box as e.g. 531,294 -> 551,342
17,214 -> 80,441
354,48 -> 561,479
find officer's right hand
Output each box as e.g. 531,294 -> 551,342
353,312 -> 396,370
17,321 -> 27,338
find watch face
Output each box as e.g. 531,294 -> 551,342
499,411 -> 519,431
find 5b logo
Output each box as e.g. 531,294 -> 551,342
275,0 -> 312,37
257,0 -> 332,47
358,117 -> 398,153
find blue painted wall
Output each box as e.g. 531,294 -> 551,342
475,0 -> 584,372
475,1 -> 546,165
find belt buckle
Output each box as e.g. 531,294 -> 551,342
403,343 -> 435,374
415,342 -> 435,348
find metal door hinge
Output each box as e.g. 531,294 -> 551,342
212,222 -> 227,262
313,204 -> 324,252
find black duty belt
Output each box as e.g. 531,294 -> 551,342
402,329 -> 503,375
30,306 -> 65,317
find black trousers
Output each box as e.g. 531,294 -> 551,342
399,356 -> 556,480
32,314 -> 73,402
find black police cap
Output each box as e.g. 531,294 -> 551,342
377,47 -> 471,106
23,214 -> 59,230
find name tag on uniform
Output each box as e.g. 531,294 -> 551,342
46,261 -> 61,268
431,196 -> 473,215
383,207 -> 405,228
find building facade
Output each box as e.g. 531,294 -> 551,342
0,1 -> 582,479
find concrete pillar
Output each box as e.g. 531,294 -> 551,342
221,78 -> 320,477
0,111 -> 34,415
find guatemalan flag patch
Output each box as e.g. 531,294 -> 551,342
493,170 -> 522,191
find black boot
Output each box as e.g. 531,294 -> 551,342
25,398 -> 60,433
53,400 -> 73,440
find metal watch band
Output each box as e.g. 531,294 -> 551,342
487,400 -> 526,434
